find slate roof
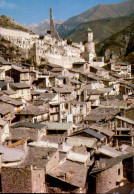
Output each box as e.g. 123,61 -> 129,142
107,183 -> 134,194
0,118 -> 6,126
3,90 -> 17,95
11,122 -> 46,130
0,104 -> 10,115
0,82 -> 6,89
44,122 -> 73,130
98,145 -> 124,157
41,135 -> 65,143
90,153 -> 134,174
0,57 -> 11,65
22,145 -> 57,168
66,136 -> 97,148
67,152 -> 89,163
48,160 -> 88,188
128,84 -> 134,89
90,124 -> 115,137
73,62 -> 86,65
17,105 -> 48,116
0,69 -> 4,74
38,93 -> 57,101
115,116 -> 134,125
9,127 -> 39,142
53,87 -> 74,94
10,83 -> 31,89
50,67 -> 63,72
84,128 -> 105,140
0,145 -> 25,163
84,107 -> 120,122
0,96 -> 23,106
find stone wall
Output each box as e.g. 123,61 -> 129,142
0,27 -> 86,67
95,162 -> 123,193
1,165 -> 46,193
0,27 -> 38,39
123,157 -> 134,182
46,150 -> 59,172
2,166 -> 32,193
31,166 -> 46,193
44,53 -> 85,69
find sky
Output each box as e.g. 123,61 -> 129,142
0,0 -> 128,24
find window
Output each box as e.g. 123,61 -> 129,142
118,169 -> 120,175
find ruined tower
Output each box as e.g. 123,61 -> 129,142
50,8 -> 60,41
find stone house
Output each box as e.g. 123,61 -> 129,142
0,96 -> 24,114
90,65 -> 109,79
68,69 -> 80,80
9,122 -> 47,143
33,75 -> 58,89
52,86 -> 76,101
70,128 -> 106,147
88,153 -> 134,194
0,69 -> 5,81
59,100 -> 91,124
113,116 -> 134,146
0,57 -> 11,71
47,159 -> 88,193
0,118 -> 9,145
20,70 -> 36,85
66,136 -> 97,163
90,124 -> 115,145
111,62 -> 131,78
16,105 -> 49,123
0,103 -> 15,124
0,145 -> 26,167
61,69 -> 78,79
1,143 -> 59,193
44,122 -> 77,136
72,62 -> 90,73
0,82 -> 7,91
1,165 -> 45,193
83,107 -> 120,125
91,56 -> 105,67
9,82 -> 31,101
49,102 -> 60,122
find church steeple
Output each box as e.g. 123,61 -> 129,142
50,8 -> 60,41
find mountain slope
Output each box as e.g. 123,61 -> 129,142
0,15 -> 33,33
0,36 -> 26,63
23,20 -> 64,35
96,23 -> 134,62
65,15 -> 134,43
58,0 -> 134,38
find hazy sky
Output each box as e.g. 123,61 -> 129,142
0,0 -> 128,24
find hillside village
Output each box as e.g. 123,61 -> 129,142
0,8 -> 134,194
